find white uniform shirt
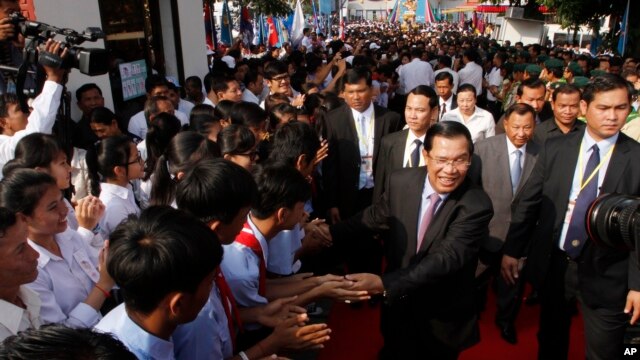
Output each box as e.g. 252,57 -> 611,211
0,81 -> 63,175
242,88 -> 260,104
398,58 -> 435,95
178,99 -> 195,117
0,286 -> 41,341
441,106 -> 495,143
268,223 -> 304,276
98,183 -> 141,239
127,110 -> 189,140
485,67 -> 503,102
458,61 -> 484,96
27,228 -> 101,328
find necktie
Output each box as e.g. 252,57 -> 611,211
410,139 -> 422,168
214,268 -> 242,351
417,193 -> 442,252
440,103 -> 447,121
359,114 -> 368,140
563,144 -> 600,259
510,149 -> 522,195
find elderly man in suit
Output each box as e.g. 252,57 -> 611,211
469,103 -> 540,344
322,67 -> 402,274
374,85 -> 439,201
333,121 -> 494,359
502,74 -> 640,360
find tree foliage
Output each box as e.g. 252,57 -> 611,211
246,0 -> 293,17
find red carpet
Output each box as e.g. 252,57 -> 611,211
318,286 -> 585,360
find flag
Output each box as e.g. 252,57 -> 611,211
252,14 -> 261,45
220,0 -> 233,45
267,16 -> 279,47
425,0 -> 435,24
291,0 -> 305,46
278,17 -> 290,43
388,0 -> 399,24
203,1 -> 217,51
339,17 -> 344,40
311,0 -> 320,33
240,6 -> 253,47
617,0 -> 630,56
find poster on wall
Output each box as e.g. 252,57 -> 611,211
119,60 -> 147,101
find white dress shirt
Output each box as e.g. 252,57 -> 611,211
268,223 -> 304,276
458,61 -> 484,96
242,88 -> 260,104
558,131 -> 618,250
434,67 -> 459,94
402,131 -> 426,168
98,183 -> 141,239
506,137 -> 527,172
398,58 -> 435,95
0,81 -> 63,176
220,215 -> 269,309
417,176 -> 448,242
202,97 -> 216,108
351,103 -> 376,189
27,228 -> 101,328
438,96 -> 454,121
95,303 -> 175,360
127,110 -> 189,140
178,99 -> 195,116
441,107 -> 495,143
485,67 -> 503,102
0,286 -> 41,341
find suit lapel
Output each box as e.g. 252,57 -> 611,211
394,130 -> 409,168
493,137 -> 511,195
601,134 -> 630,192
554,131 -> 583,207
344,106 -> 359,144
419,185 -> 457,253
515,141 -> 540,196
405,170 -> 426,254
373,105 -> 385,164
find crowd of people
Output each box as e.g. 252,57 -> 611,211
1,1 -> 640,358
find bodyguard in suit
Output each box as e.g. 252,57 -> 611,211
374,85 -> 439,201
533,83 -> 585,145
435,72 -> 458,122
502,74 -> 640,360
322,67 -> 402,273
334,122 -> 494,359
468,103 -> 540,344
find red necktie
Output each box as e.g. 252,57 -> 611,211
213,267 -> 243,351
234,222 -> 267,297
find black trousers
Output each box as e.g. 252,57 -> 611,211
344,188 -> 383,275
538,248 -> 628,360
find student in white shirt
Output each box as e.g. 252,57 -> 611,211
0,39 -> 66,173
218,124 -> 258,172
95,206 -> 222,360
441,84 -> 495,143
86,136 -> 144,239
458,49 -> 484,96
241,70 -> 264,105
189,104 -> 222,143
0,170 -> 113,328
3,134 -> 105,254
167,82 -> 195,117
0,207 -> 41,341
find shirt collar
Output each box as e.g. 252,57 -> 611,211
423,174 -> 450,201
100,182 -> 133,200
351,102 -> 374,121
439,96 -> 453,108
407,130 -> 426,143
582,129 -> 618,155
0,286 -> 41,336
505,136 -> 527,154
246,214 -> 269,262
28,228 -> 76,268
122,309 -> 175,360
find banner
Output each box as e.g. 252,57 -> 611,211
240,6 -> 253,47
291,0 -> 305,46
617,0 -> 630,55
203,1 -> 217,51
220,0 -> 233,45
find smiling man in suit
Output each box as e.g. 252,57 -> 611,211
502,74 -> 640,359
333,121 -> 493,359
322,67 -> 402,274
374,85 -> 438,201
469,103 -> 540,344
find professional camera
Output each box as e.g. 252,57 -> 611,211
9,12 -> 108,76
587,193 -> 640,256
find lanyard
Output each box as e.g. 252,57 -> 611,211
576,142 -> 615,192
354,110 -> 375,155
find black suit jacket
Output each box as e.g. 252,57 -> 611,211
322,103 -> 402,217
438,95 -> 458,121
504,130 -> 640,310
333,169 -> 493,351
373,129 -> 421,201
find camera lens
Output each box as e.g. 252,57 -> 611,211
587,193 -> 640,251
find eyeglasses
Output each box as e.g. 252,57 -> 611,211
235,151 -> 258,161
271,75 -> 290,82
427,156 -> 471,170
125,151 -> 143,165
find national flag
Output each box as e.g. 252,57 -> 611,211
388,0 -> 399,24
203,1 -> 217,51
291,0 -> 305,46
425,0 -> 435,24
240,6 -> 253,47
267,16 -> 279,47
220,0 -> 233,45
617,0 -> 630,56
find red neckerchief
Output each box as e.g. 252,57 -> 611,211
214,267 -> 243,352
233,221 -> 267,297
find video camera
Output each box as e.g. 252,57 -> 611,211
587,193 -> 640,260
9,12 -> 109,76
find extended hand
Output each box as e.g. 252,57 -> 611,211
625,290 -> 640,325
259,296 -> 306,328
345,273 -> 384,295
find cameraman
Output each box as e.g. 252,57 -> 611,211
0,0 -> 21,95
0,39 -> 66,173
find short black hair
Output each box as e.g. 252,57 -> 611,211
438,55 -> 452,68
517,78 -> 545,97
0,206 -> 16,239
343,67 -> 372,87
145,74 -> 169,94
89,106 -> 119,126
434,71 -> 454,85
230,101 -> 268,129
251,163 -> 311,219
217,124 -> 256,156
176,158 -> 257,224
107,206 -> 222,314
408,85 -> 439,109
504,103 -> 536,122
582,73 -> 632,105
457,83 -> 477,98
75,83 -> 102,102
263,61 -> 289,80
424,121 -> 473,156
0,169 -> 57,217
552,83 -> 581,102
3,133 -> 64,178
269,121 -> 320,166
0,324 -> 136,359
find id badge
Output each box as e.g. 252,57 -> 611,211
564,199 -> 576,225
73,250 -> 100,283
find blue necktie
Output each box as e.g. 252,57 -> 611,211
410,139 -> 422,168
563,144 -> 600,259
510,149 -> 522,195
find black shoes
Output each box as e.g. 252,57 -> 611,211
496,321 -> 518,344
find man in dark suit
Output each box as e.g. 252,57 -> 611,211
496,78 -> 550,134
435,71 -> 458,122
322,67 -> 402,274
468,103 -> 540,344
502,74 -> 640,359
533,83 -> 585,145
374,85 -> 438,201
334,121 -> 494,359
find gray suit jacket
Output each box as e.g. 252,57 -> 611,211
468,134 -> 540,252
